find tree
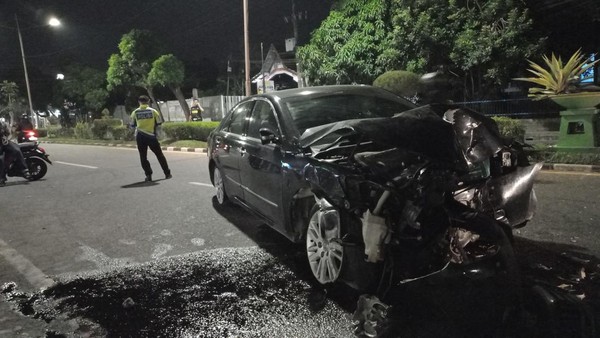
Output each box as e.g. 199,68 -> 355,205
297,0 -> 396,85
148,54 -> 191,121
300,0 -> 545,100
0,81 -> 25,125
106,29 -> 165,113
57,64 -> 109,119
391,0 -> 545,100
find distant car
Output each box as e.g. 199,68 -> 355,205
207,85 -> 539,296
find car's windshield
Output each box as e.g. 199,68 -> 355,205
283,93 -> 415,133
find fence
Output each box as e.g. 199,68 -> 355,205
456,97 -> 563,145
455,98 -> 561,118
158,95 -> 244,122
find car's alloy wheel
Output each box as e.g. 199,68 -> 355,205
306,206 -> 344,284
213,166 -> 228,205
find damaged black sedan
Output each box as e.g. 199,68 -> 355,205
207,85 -> 540,300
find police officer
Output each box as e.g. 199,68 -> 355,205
130,95 -> 171,182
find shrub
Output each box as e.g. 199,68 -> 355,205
491,116 -> 526,143
91,119 -> 123,139
162,121 -> 220,141
112,125 -> 135,141
373,70 -> 421,100
36,128 -> 48,138
74,122 -> 92,139
47,126 -> 74,138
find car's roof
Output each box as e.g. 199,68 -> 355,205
256,84 -> 390,100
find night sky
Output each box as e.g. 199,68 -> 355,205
0,0 -> 333,85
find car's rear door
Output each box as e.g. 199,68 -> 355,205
212,101 -> 254,201
238,99 -> 285,226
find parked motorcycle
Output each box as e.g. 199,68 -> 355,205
3,141 -> 52,181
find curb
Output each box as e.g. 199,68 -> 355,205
39,141 -> 208,153
541,163 -> 600,173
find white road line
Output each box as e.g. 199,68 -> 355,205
54,161 -> 98,169
0,238 -> 54,289
189,182 -> 214,188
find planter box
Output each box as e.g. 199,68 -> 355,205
551,93 -> 600,148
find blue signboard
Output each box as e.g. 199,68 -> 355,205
581,53 -> 595,83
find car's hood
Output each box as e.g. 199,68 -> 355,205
300,104 -> 502,166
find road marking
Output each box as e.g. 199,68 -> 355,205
0,238 -> 54,289
189,182 -> 213,188
55,161 -> 98,169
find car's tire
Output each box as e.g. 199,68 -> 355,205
305,204 -> 344,285
26,158 -> 47,181
213,166 -> 229,205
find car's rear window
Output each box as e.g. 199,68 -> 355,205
283,93 -> 415,132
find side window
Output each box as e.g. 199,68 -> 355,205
225,102 -> 254,135
247,100 -> 279,139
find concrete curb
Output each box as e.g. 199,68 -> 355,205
542,163 -> 600,173
39,141 -> 208,153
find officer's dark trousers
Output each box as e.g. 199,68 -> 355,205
136,132 -> 169,176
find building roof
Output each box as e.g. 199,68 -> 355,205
252,44 -> 298,83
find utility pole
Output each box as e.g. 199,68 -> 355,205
261,42 -> 266,94
243,0 -> 251,96
287,0 -> 306,87
15,15 -> 35,125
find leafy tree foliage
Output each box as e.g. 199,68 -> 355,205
392,0 -> 544,99
148,54 -> 191,120
297,0 -> 396,85
0,81 -> 24,124
106,29 -> 165,112
57,64 -> 108,118
300,0 -> 544,100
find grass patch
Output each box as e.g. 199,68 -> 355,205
528,146 -> 600,165
161,139 -> 207,148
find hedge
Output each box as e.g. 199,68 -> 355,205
91,119 -> 123,139
491,116 -> 526,143
161,121 -> 220,141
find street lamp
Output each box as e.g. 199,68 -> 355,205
14,14 -> 61,128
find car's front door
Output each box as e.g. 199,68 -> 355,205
238,99 -> 285,227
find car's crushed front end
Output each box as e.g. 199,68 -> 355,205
299,104 -> 541,294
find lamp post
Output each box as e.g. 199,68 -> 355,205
14,14 -> 61,128
243,0 -> 251,96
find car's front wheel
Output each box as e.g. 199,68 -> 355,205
213,166 -> 228,205
306,204 -> 344,285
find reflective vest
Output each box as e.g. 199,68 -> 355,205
131,105 -> 162,136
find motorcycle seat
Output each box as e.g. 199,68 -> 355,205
18,142 -> 37,150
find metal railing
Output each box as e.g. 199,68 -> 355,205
455,98 -> 561,118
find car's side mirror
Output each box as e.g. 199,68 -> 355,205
259,127 -> 280,145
